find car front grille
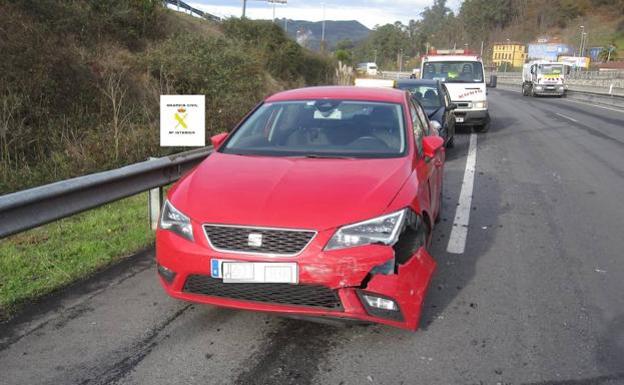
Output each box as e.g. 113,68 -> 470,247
183,275 -> 343,310
203,225 -> 315,256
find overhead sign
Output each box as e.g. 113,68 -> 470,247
160,95 -> 205,147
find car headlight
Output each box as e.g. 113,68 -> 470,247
325,209 -> 406,251
473,101 -> 488,109
159,200 -> 194,242
535,86 -> 543,90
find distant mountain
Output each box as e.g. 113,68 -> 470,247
277,19 -> 371,51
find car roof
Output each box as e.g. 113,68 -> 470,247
266,86 -> 406,104
396,79 -> 440,87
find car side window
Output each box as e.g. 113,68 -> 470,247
409,102 -> 424,157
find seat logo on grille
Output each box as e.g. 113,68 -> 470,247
247,233 -> 263,247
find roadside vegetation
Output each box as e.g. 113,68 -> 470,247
339,0 -> 624,70
0,0 -> 334,195
0,0 -> 334,319
0,193 -> 153,320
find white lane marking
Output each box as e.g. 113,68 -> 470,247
497,86 -> 624,114
555,112 -> 578,122
447,133 -> 477,254
562,97 -> 624,115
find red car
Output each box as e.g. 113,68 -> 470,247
156,86 -> 445,330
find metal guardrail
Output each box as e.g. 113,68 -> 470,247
0,147 -> 213,239
163,0 -> 221,21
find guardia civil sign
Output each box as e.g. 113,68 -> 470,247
160,95 -> 205,147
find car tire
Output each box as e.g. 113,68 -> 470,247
446,136 -> 454,148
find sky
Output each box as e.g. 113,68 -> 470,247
187,0 -> 462,29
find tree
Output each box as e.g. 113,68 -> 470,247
598,45 -> 617,62
335,39 -> 355,50
334,49 -> 352,64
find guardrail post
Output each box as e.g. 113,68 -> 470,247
149,186 -> 163,231
148,157 -> 163,231
609,83 -> 614,95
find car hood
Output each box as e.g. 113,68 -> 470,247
169,152 -> 412,231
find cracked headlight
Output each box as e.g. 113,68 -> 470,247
325,209 -> 406,251
159,200 -> 194,242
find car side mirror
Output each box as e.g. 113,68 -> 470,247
429,120 -> 442,134
449,103 -> 458,110
422,136 -> 444,159
211,132 -> 228,149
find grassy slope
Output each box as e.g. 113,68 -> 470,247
0,193 -> 153,320
498,11 -> 623,61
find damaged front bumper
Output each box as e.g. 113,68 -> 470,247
156,227 -> 436,330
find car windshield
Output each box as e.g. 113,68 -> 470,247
539,64 -> 564,75
221,100 -> 406,158
422,61 -> 484,83
397,84 -> 442,109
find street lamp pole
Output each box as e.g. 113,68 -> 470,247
578,25 -> 584,56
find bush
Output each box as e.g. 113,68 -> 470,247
222,18 -> 335,86
0,4 -> 335,194
147,34 -> 267,134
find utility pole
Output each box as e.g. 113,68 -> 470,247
272,2 -> 276,21
321,3 -> 326,53
284,18 -> 288,33
578,25 -> 584,56
242,0 -> 247,18
480,41 -> 484,57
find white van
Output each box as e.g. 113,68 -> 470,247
421,55 -> 490,132
357,62 -> 379,76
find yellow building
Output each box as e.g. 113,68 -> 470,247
492,42 -> 527,70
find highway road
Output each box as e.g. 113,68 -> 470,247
1,89 -> 623,385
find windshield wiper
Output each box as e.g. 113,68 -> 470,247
291,154 -> 357,159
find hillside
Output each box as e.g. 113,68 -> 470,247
279,19 -> 371,50
351,0 -> 623,71
0,1 -> 334,194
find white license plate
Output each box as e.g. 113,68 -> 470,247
211,259 -> 298,284
456,117 -> 464,123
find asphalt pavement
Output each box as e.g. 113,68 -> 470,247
1,89 -> 623,385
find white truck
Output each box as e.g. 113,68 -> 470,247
421,54 -> 490,132
521,60 -> 570,97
